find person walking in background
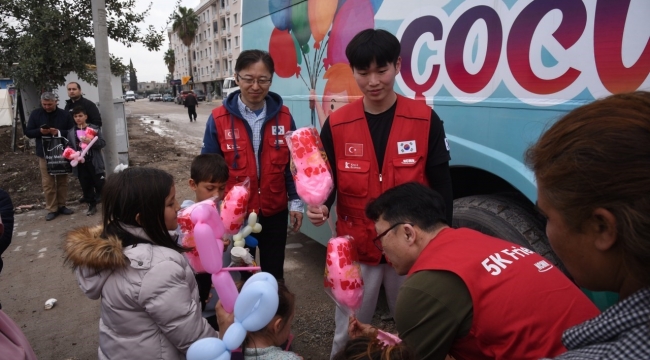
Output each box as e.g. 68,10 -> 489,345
25,92 -> 75,221
185,91 -> 199,122
527,91 -> 650,359
65,106 -> 106,216
305,29 -> 453,357
64,82 -> 102,127
201,49 -> 303,281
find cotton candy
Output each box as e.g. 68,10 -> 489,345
324,236 -> 364,315
220,181 -> 250,235
286,127 -> 334,206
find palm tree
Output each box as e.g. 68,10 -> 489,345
172,6 -> 199,89
163,48 -> 175,76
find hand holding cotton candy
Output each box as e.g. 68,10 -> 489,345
324,236 -> 364,316
220,179 -> 251,235
187,273 -> 279,360
286,127 -> 334,206
62,136 -> 99,167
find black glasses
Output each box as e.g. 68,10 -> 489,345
236,74 -> 272,86
373,222 -> 412,251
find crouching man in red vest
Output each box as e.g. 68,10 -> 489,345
350,182 -> 600,360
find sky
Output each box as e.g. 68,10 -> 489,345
108,0 -> 200,83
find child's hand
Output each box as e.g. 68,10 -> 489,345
222,237 -> 231,249
348,316 -> 377,339
216,300 -> 235,339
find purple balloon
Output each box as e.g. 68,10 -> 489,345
324,0 -> 375,68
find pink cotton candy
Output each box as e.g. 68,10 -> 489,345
286,127 -> 334,206
220,181 -> 250,235
324,236 -> 364,315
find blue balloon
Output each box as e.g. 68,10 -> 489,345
222,322 -> 246,351
269,0 -> 292,30
244,235 -> 258,247
370,0 -> 384,14
187,338 -> 229,360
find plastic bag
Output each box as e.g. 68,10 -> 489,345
177,197 -> 220,273
220,177 -> 251,235
42,132 -> 72,175
285,126 -> 334,206
324,236 -> 364,316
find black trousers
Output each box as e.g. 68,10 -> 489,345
187,106 -> 197,121
247,208 -> 289,281
77,162 -> 104,205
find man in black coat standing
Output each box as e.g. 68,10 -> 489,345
64,82 -> 102,127
184,91 -> 199,122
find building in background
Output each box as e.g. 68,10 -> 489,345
168,0 -> 242,98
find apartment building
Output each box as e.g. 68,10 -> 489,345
168,0 -> 242,98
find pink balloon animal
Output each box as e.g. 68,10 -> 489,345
179,199 -> 260,313
62,136 -> 99,167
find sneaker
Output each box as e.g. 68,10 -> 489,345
45,212 -> 58,221
86,204 -> 97,216
58,206 -> 74,215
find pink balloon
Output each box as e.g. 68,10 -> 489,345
324,0 -> 375,69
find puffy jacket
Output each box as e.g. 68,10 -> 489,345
65,124 -> 106,176
64,226 -> 217,360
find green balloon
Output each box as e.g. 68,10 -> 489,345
291,0 -> 311,46
292,33 -> 302,65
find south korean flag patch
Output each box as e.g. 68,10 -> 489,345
397,140 -> 417,154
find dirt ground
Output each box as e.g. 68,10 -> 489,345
0,116 -> 395,359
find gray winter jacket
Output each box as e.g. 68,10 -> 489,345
64,225 -> 217,359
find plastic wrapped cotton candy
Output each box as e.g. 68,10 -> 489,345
177,197 -> 220,273
324,236 -> 364,316
220,178 -> 251,235
286,127 -> 334,206
76,127 -> 97,150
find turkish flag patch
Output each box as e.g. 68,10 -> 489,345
345,143 -> 363,157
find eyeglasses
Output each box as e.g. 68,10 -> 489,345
236,74 -> 272,86
372,222 -> 412,252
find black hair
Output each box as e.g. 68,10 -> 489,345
235,49 -> 275,76
346,29 -> 401,70
68,82 -> 81,90
365,182 -> 447,232
190,153 -> 229,184
71,106 -> 87,116
101,167 -> 186,252
332,336 -> 416,360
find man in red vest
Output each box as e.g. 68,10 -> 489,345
306,29 -> 453,357
347,182 -> 600,360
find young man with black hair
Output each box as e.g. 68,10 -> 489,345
305,29 -> 454,357
64,82 -> 102,127
348,182 -> 599,360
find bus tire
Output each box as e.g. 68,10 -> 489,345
452,195 -> 568,276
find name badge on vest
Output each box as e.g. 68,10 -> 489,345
397,140 -> 417,154
225,142 -> 242,151
225,129 -> 240,139
345,143 -> 363,157
271,126 -> 285,135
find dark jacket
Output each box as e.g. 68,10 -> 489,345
65,124 -> 106,176
201,90 -> 300,202
65,96 -> 102,127
25,108 -> 75,158
184,94 -> 198,107
0,188 -> 14,274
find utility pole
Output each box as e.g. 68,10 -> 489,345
91,0 -> 119,173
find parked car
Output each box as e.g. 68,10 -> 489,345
176,90 -> 195,105
125,91 -> 136,102
222,77 -> 239,99
194,89 -> 206,101
149,94 -> 162,102
162,94 -> 174,102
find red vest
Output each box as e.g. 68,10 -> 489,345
212,106 -> 291,216
330,95 -> 430,264
409,228 -> 600,360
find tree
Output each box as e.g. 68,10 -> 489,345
0,0 -> 168,91
129,59 -> 138,92
172,6 -> 199,89
164,48 -> 175,77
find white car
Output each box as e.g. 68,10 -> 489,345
222,77 -> 239,99
125,91 -> 136,102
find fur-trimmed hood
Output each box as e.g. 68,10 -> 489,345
64,225 -> 128,271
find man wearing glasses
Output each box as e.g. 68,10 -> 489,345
201,49 -> 303,281
349,182 -> 600,360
